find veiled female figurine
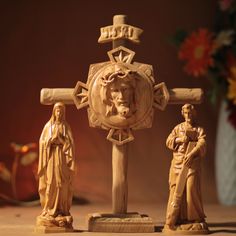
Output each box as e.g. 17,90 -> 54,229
36,102 -> 75,232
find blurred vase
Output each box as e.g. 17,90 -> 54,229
216,101 -> 236,205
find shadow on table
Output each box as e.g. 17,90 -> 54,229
154,225 -> 164,232
209,222 -> 236,234
155,222 -> 236,234
73,229 -> 85,233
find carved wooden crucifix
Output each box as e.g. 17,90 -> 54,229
40,15 -> 203,232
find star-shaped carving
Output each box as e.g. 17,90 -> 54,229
73,81 -> 89,110
107,46 -> 135,64
107,128 -> 134,145
153,82 -> 170,111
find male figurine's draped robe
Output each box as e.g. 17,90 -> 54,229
166,122 -> 206,223
38,121 -> 75,217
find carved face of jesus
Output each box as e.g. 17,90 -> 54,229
109,79 -> 135,118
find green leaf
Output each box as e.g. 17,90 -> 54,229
208,86 -> 219,105
168,29 -> 188,48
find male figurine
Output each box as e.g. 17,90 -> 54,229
35,102 -> 75,233
163,104 -> 209,234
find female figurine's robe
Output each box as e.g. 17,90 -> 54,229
38,120 -> 75,217
166,122 -> 206,223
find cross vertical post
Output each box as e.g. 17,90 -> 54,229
111,14 -> 128,215
112,15 -> 127,48
112,143 -> 128,214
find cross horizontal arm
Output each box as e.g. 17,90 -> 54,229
40,87 -> 203,106
40,88 -> 74,105
168,88 -> 203,104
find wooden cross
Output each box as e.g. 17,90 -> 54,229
40,15 -> 203,217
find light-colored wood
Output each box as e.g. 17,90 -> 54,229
0,204 -> 235,236
34,225 -> 74,233
163,222 -> 209,235
41,88 -> 203,106
88,58 -> 154,132
168,88 -> 203,104
36,102 -> 75,232
41,88 -> 74,105
165,141 -> 196,227
112,144 -> 128,214
87,212 -> 154,233
39,15 -> 205,233
98,14 -> 143,46
164,104 -> 208,234
112,15 -> 127,49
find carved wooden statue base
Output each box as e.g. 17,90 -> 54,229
87,212 -> 154,233
35,215 -> 74,233
163,222 -> 209,235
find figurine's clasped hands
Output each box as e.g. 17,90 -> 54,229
51,128 -> 60,142
51,135 -> 58,143
58,135 -> 65,145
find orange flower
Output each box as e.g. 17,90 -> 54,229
225,53 -> 236,104
178,29 -> 214,77
228,79 -> 236,104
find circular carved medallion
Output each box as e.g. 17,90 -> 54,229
88,62 -> 153,129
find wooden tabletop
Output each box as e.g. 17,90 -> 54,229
0,203 -> 235,235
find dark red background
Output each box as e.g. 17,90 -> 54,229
0,0 -> 218,204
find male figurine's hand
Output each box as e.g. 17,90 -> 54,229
184,152 -> 194,168
176,135 -> 189,144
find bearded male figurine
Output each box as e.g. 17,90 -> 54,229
163,104 -> 209,234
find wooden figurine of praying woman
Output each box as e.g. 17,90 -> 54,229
163,104 -> 209,234
35,102 -> 75,233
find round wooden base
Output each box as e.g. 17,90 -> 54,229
35,215 -> 73,233
162,222 -> 209,235
34,226 -> 74,234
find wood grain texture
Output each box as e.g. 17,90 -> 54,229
0,204 -> 235,235
87,212 -> 154,233
112,144 -> 128,214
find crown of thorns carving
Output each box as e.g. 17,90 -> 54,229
100,63 -> 137,87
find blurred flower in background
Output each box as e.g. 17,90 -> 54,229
171,0 -> 236,128
0,162 -> 11,183
178,29 -> 214,77
219,0 -> 234,11
0,142 -> 88,206
0,142 -> 39,205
